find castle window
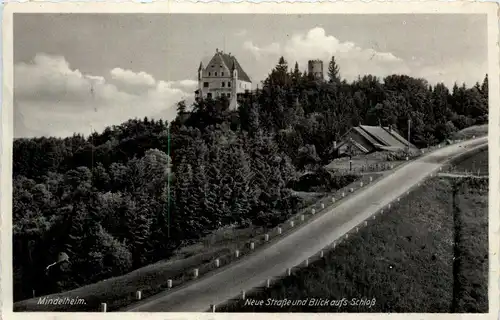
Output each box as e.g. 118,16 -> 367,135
203,82 -> 209,88
221,72 -> 224,77
228,82 -> 231,87
215,72 -> 218,76
208,72 -> 211,76
227,93 -> 231,98
222,82 -> 225,87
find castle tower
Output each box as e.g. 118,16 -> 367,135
308,60 -> 324,81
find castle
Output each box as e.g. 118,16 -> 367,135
194,50 -> 326,110
195,49 -> 252,110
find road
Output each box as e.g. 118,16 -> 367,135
125,137 -> 488,312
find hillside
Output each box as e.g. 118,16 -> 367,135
12,58 -> 488,306
220,151 -> 489,313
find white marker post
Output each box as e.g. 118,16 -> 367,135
135,291 -> 142,300
264,234 -> 269,242
290,221 -> 295,228
235,250 -> 240,258
331,197 -> 336,203
193,268 -> 199,279
287,268 -> 292,276
241,290 -> 246,300
301,215 -> 305,221
311,209 -> 316,215
215,258 -> 220,268
250,242 -> 255,250
277,227 -> 282,235
321,203 -> 325,209
167,279 -> 173,289
360,182 -> 363,187
100,303 -> 107,312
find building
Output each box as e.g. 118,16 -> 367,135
334,125 -> 418,156
195,49 -> 252,110
308,60 -> 324,81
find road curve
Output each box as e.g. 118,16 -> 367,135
126,137 -> 488,312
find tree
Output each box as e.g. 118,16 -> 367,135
328,56 -> 341,84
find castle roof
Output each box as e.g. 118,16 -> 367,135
205,51 -> 252,83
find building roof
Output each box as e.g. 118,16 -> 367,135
205,51 -> 252,83
337,125 -> 417,152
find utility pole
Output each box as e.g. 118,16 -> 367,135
167,124 -> 171,238
407,118 -> 411,155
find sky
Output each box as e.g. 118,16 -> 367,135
13,14 -> 488,138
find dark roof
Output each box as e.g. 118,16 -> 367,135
207,52 -> 252,83
337,125 -> 417,151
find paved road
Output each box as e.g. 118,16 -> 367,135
126,137 -> 488,312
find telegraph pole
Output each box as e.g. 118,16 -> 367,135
167,124 -> 171,238
407,118 -> 411,154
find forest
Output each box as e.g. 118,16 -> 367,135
12,56 -> 488,301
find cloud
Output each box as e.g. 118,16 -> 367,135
243,41 -> 281,60
109,67 -> 156,94
243,27 -> 409,81
14,53 -> 195,138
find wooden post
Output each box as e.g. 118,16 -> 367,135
135,290 -> 142,300
193,268 -> 199,278
277,227 -> 282,235
235,250 -> 240,258
241,290 -> 246,300
210,304 -> 216,312
287,268 -> 292,276
264,234 -> 269,242
304,258 -> 309,267
266,279 -> 271,288
320,250 -> 324,258
250,242 -> 255,250
167,279 -> 173,289
290,221 -> 294,228
215,258 -> 220,268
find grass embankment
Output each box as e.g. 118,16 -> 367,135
452,124 -> 488,140
447,147 -> 488,176
220,155 -> 489,313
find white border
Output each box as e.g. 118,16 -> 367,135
1,2 -> 499,320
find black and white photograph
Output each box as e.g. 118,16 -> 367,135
1,2 -> 499,317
